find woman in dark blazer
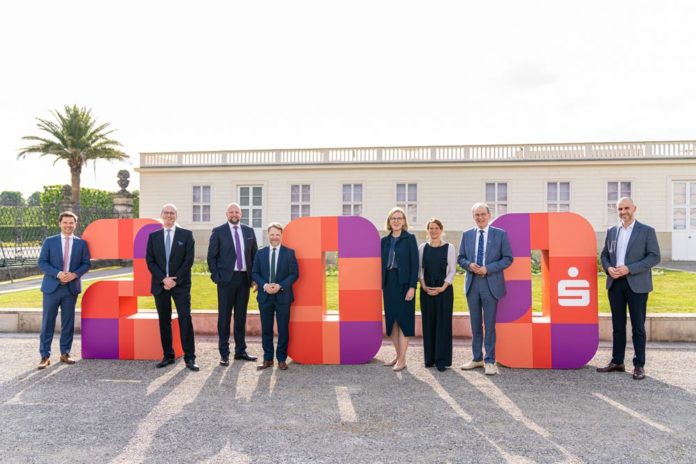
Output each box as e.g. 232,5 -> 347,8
381,207 -> 419,371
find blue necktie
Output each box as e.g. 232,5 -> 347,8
165,229 -> 172,276
476,229 -> 484,266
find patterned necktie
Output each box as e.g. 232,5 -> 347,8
270,247 -> 277,283
476,229 -> 484,266
63,236 -> 71,272
233,226 -> 243,270
165,229 -> 172,276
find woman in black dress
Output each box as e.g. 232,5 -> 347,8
418,218 -> 456,371
381,207 -> 419,372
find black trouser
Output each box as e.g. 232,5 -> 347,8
217,272 -> 250,358
154,286 -> 196,362
608,278 -> 648,368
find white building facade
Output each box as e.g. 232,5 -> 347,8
136,141 -> 696,261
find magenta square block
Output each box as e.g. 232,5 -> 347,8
496,280 -> 532,323
338,216 -> 380,258
81,318 -> 119,359
339,321 -> 383,364
492,213 -> 530,258
134,223 -> 162,258
551,324 -> 599,369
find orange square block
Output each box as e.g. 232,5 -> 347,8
548,256 -> 599,324
548,213 -> 597,258
292,259 -> 325,306
496,323 -> 533,368
339,289 -> 383,322
322,321 -> 340,364
338,257 -> 382,291
81,219 -> 119,258
289,305 -> 325,323
503,256 -> 531,281
133,259 -> 152,296
118,219 -> 135,259
530,213 -> 549,251
81,281 -> 137,319
532,322 -> 552,368
119,317 -> 135,359
288,321 -> 323,364
283,217 -> 323,259
131,312 -> 183,360
321,217 -> 338,251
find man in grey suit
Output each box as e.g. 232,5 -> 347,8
458,203 -> 513,375
598,197 -> 660,380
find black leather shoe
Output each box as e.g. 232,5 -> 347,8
437,366 -> 447,372
425,363 -> 434,368
156,358 -> 175,368
220,357 -> 230,366
234,352 -> 257,361
633,366 -> 646,380
185,361 -> 200,371
596,362 -> 626,373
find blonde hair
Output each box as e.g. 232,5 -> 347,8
385,207 -> 409,232
267,222 -> 283,233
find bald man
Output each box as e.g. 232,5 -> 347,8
598,197 -> 660,380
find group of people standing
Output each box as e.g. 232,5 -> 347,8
36,197 -> 660,381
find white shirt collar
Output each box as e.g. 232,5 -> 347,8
620,220 -> 635,231
476,225 -> 490,234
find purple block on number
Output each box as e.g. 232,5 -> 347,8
496,280 -> 532,323
338,216 -> 380,258
133,223 -> 163,258
339,321 -> 383,364
81,318 -> 119,359
492,213 -> 530,258
551,324 -> 599,369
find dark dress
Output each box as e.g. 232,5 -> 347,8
382,232 -> 418,337
420,243 -> 454,368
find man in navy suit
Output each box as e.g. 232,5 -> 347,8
598,197 -> 660,380
252,222 -> 299,370
458,203 -> 513,375
207,202 -> 259,365
146,204 -> 198,371
37,211 -> 91,369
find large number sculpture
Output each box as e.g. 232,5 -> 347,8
81,219 -> 184,360
283,216 -> 383,364
492,213 -> 599,368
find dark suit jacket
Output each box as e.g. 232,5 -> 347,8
146,227 -> 195,295
207,222 -> 258,285
251,245 -> 299,305
380,230 -> 419,288
38,234 -> 91,295
601,220 -> 661,293
457,226 -> 513,300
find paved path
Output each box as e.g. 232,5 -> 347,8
1,335 -> 695,463
659,261 -> 696,273
0,267 -> 133,294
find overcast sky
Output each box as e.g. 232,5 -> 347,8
1,0 -> 695,197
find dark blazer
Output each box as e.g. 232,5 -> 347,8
207,222 -> 258,285
38,234 -> 91,295
146,227 -> 195,295
457,226 -> 513,300
601,220 -> 661,293
252,245 -> 299,305
380,230 -> 419,288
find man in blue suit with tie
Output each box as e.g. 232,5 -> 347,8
252,222 -> 299,371
37,211 -> 91,369
598,197 -> 660,380
207,202 -> 259,365
458,203 -> 513,375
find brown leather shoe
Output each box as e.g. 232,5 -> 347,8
37,357 -> 50,370
60,353 -> 76,365
278,361 -> 288,370
257,360 -> 273,371
633,366 -> 646,380
596,362 -> 625,373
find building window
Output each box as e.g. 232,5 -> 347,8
396,183 -> 417,224
547,182 -> 570,212
239,186 -> 263,229
291,184 -> 311,220
607,181 -> 632,224
192,185 -> 211,222
342,184 -> 363,216
485,182 -> 508,217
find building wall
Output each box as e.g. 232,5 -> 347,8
138,158 -> 695,260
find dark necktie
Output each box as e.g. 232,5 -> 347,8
165,229 -> 172,276
270,247 -> 277,282
476,229 -> 484,266
233,226 -> 243,270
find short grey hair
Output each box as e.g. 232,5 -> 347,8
161,203 -> 178,213
471,202 -> 491,214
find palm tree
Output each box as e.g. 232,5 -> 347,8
18,105 -> 128,213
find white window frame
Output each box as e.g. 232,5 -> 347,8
238,185 -> 264,230
396,183 -> 418,225
341,183 -> 363,216
606,180 -> 632,225
290,184 -> 311,220
546,181 -> 571,212
192,185 -> 211,222
485,182 -> 508,218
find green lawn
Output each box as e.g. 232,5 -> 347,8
1,269 -> 695,313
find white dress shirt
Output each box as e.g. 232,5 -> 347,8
616,220 -> 635,267
60,234 -> 74,272
227,223 -> 247,271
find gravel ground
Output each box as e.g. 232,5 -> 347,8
1,334 -> 695,464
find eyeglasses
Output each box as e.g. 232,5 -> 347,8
390,216 -> 404,221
